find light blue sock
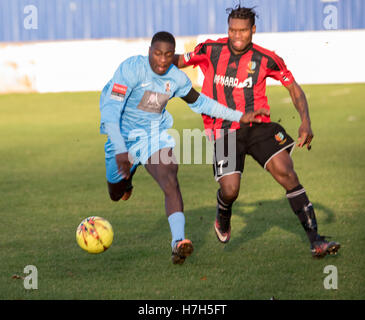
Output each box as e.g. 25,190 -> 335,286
168,212 -> 185,248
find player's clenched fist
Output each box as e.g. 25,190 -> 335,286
240,108 -> 270,124
115,152 -> 133,180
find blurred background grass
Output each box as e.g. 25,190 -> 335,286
0,83 -> 364,299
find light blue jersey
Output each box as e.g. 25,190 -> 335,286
100,55 -> 192,182
100,55 -> 243,183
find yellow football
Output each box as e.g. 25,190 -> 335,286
76,216 -> 113,254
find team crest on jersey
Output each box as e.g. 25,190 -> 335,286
275,132 -> 287,145
165,81 -> 171,93
247,61 -> 256,74
110,83 -> 127,102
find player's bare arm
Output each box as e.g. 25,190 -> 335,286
173,54 -> 188,68
181,87 -> 270,124
286,80 -> 313,149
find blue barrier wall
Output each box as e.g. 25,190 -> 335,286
1,0 -> 364,42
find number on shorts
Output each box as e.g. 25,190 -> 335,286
218,160 -> 225,175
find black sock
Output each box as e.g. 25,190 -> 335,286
217,189 -> 232,216
216,189 -> 232,232
286,184 -> 319,244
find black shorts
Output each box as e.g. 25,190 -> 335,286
213,122 -> 295,181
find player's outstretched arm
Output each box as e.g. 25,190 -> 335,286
173,54 -> 188,68
286,80 -> 313,149
100,56 -> 140,179
181,88 -> 269,124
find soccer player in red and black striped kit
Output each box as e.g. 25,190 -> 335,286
174,5 -> 340,258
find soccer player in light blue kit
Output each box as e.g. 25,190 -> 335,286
100,31 -> 268,264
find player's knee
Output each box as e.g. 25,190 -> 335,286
221,184 -> 239,203
109,191 -> 123,202
289,170 -> 299,183
275,168 -> 299,190
107,180 -> 130,202
281,168 -> 299,184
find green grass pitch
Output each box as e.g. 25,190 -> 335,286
0,83 -> 364,300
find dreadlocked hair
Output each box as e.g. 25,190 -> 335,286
226,3 -> 258,27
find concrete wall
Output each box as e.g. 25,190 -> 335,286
0,29 -> 364,94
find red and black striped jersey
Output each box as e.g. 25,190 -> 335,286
183,37 -> 295,140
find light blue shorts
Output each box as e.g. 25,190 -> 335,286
105,129 -> 176,183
